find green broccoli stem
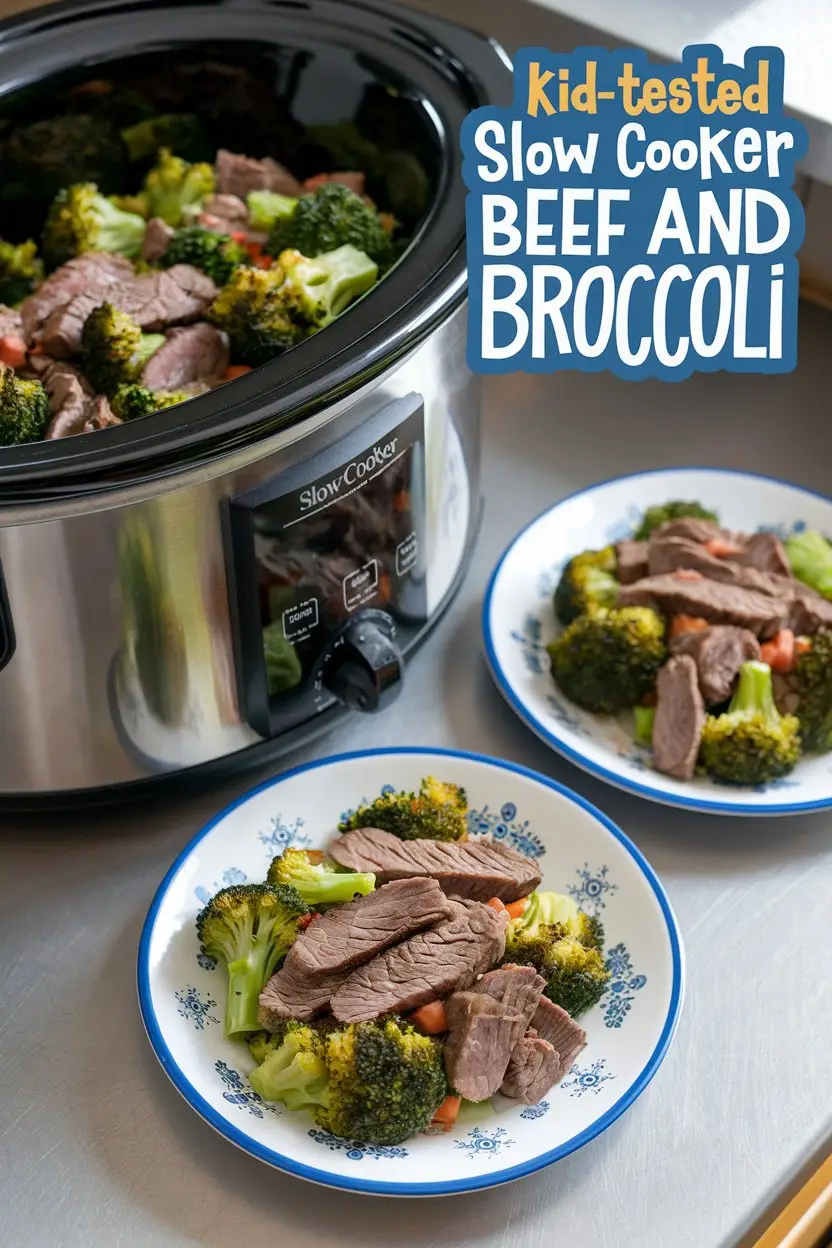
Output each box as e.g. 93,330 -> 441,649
731,660 -> 778,718
226,933 -> 293,1035
633,704 -> 656,746
292,871 -> 376,906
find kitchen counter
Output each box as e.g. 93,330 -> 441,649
2,298 -> 832,1246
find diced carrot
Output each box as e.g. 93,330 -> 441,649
0,336 -> 27,370
221,365 -> 253,383
669,614 -> 709,639
255,254 -> 273,270
486,896 -> 507,913
505,897 -> 530,920
705,537 -> 743,558
760,628 -> 796,674
795,636 -> 813,656
230,230 -> 248,244
245,240 -> 264,261
305,849 -> 325,865
673,569 -> 703,582
429,1095 -> 462,1132
409,1001 -> 449,1034
297,912 -> 316,931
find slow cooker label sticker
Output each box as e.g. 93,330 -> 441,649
460,44 -> 806,379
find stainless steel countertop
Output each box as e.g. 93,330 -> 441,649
2,299 -> 832,1247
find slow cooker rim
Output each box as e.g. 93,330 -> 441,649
0,0 -> 509,501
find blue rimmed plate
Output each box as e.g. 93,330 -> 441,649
137,747 -> 683,1196
483,467 -> 832,816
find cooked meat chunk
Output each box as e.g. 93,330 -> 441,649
258,950 -> 351,1026
30,355 -> 119,439
475,964 -> 546,1024
216,149 -> 302,199
789,587 -> 832,635
21,253 -> 134,350
654,517 -> 727,544
82,394 -> 120,432
735,531 -> 792,577
616,539 -> 649,585
141,323 -> 229,390
289,878 -> 452,977
443,992 -> 525,1102
500,1028 -> 562,1105
618,573 -> 785,638
330,899 -> 508,1023
652,654 -> 706,780
141,217 -> 175,264
530,996 -> 587,1079
118,264 -> 218,331
0,304 -> 23,339
202,193 -> 249,225
330,827 -> 541,904
671,624 -> 762,706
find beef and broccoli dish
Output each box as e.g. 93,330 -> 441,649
547,501 -> 832,786
0,65 -> 427,446
196,776 -> 602,1144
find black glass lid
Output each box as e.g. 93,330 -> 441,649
0,0 -> 510,500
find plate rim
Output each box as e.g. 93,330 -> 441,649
482,466 -> 832,818
137,745 -> 685,1197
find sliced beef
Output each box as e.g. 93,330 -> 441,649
671,624 -> 762,706
216,149 -> 302,199
652,654 -> 706,781
0,304 -> 23,339
330,899 -> 508,1023
654,517 -> 726,544
735,531 -> 792,577
141,217 -> 175,264
530,997 -> 587,1080
618,573 -> 786,638
202,193 -> 249,225
141,323 -> 229,390
21,253 -> 134,351
289,878 -> 452,977
442,992 -> 525,1102
788,586 -> 832,635
82,395 -> 121,432
118,264 -> 218,331
616,539 -> 649,585
475,965 -> 546,1024
500,1029 -> 562,1105
330,827 -> 542,904
30,356 -> 118,439
258,950 -> 351,1026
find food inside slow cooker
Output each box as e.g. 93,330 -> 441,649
0,59 -> 431,447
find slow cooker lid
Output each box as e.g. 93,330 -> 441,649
0,0 -> 510,500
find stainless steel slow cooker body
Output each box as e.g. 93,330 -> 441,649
0,0 -> 511,801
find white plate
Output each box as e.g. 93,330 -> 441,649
483,468 -> 832,816
138,747 -> 683,1196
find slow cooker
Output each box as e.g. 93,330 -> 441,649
0,0 -> 511,802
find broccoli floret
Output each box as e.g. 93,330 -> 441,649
262,621 -> 303,696
513,890 -> 604,952
41,183 -> 146,270
159,225 -> 248,286
793,632 -> 832,751
120,113 -> 207,163
278,246 -> 379,329
554,546 -> 619,626
247,190 -> 298,233
80,304 -> 165,397
267,182 -> 393,268
547,606 -> 667,714
246,1030 -> 283,1066
504,923 -> 610,1019
267,847 -> 375,906
633,704 -> 656,747
0,240 -> 43,306
143,148 -> 215,228
0,363 -> 50,446
633,501 -> 720,541
249,1017 -> 447,1145
700,660 -> 801,785
784,530 -> 832,599
338,776 -> 468,842
208,265 -> 303,367
109,192 -> 151,219
110,384 -> 193,422
196,882 -> 310,1036
2,114 -> 128,210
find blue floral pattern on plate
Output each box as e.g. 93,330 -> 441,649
467,801 -> 546,859
259,814 -> 310,856
174,986 -> 220,1030
602,943 -> 647,1028
519,1100 -> 550,1120
454,1127 -> 515,1160
194,866 -> 247,907
215,1061 -> 281,1119
561,1059 -> 616,1098
567,864 -> 618,916
510,613 -> 549,676
308,1129 -> 408,1160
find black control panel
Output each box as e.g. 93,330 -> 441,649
225,393 -> 426,738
